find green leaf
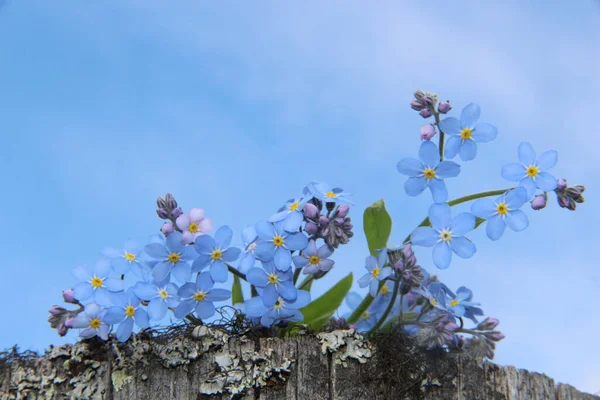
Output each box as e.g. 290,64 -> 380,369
232,275 -> 244,305
363,199 -> 393,256
297,273 -> 353,330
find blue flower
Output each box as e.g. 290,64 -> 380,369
304,181 -> 353,205
397,141 -> 461,203
501,142 -> 558,199
237,225 -> 259,274
246,260 -> 297,306
243,290 -> 311,327
101,239 -> 145,275
471,187 -> 529,241
292,239 -> 335,275
104,289 -> 150,342
344,292 -> 379,332
144,231 -> 198,282
133,281 -> 180,321
268,197 -> 309,232
66,303 -> 110,340
358,251 -> 393,297
254,220 -> 309,271
445,286 -> 481,319
72,260 -> 125,307
410,203 -> 476,269
193,225 -> 241,283
174,272 -> 231,320
413,284 -> 448,311
439,103 -> 498,161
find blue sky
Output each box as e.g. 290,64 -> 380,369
1,0 -> 599,394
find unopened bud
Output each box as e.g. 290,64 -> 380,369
319,215 -> 330,227
422,96 -> 433,106
336,205 -> 350,218
165,193 -> 178,209
156,196 -> 168,209
565,186 -> 585,198
170,207 -> 183,219
420,124 -> 436,141
477,317 -> 500,331
530,194 -> 547,210
156,208 -> 169,219
303,203 -> 319,220
58,326 -> 69,336
161,222 -> 174,236
62,289 -> 77,304
438,101 -> 452,114
419,108 -> 432,118
410,100 -> 426,111
49,305 -> 66,316
484,331 -> 505,342
556,178 -> 567,191
305,222 -> 318,235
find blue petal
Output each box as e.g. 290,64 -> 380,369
283,212 -> 304,232
166,232 -> 184,254
404,177 -> 428,197
428,179 -> 448,203
435,161 -> 461,178
439,117 -> 461,136
192,254 -> 212,272
246,268 -> 269,287
505,187 -> 528,209
116,318 -> 134,342
444,135 -> 462,159
104,278 -> 125,292
535,172 -> 558,192
450,237 -> 476,259
134,308 -> 150,328
378,267 -> 393,280
195,301 -> 216,319
133,282 -> 157,301
459,140 -> 477,161
358,272 -> 372,288
72,265 -> 93,282
174,299 -> 195,319
369,280 -> 379,297
102,247 -> 122,259
518,177 -> 536,199
254,242 -> 276,261
94,259 -> 112,278
262,284 -> 279,307
284,232 -> 309,251
94,287 -> 113,307
274,248 -> 292,271
242,225 -> 258,245
450,213 -> 476,236
244,297 -> 267,318
456,287 -> 472,301
148,299 -> 168,320
432,242 -> 452,269
103,307 -> 126,324
196,271 -> 214,292
210,261 -> 228,282
410,227 -> 438,247
428,203 -> 451,230
194,235 -> 215,255
278,281 -> 298,301
518,142 -> 536,165
145,243 -> 168,259
472,123 -> 497,143
214,225 -> 233,249
501,163 -> 526,181
68,316 -> 91,329
505,210 -> 529,232
222,247 -> 241,262
536,150 -> 557,170
171,262 -> 191,283
178,282 -> 197,298
238,253 -> 256,274
73,282 -> 94,301
179,246 -> 198,262
460,103 -> 480,129
152,261 -> 172,282
268,209 -> 289,223
205,288 -> 231,302
396,158 -> 423,176
486,215 -> 506,241
124,239 -> 139,254
255,221 -> 276,241
418,140 -> 440,168
345,292 -> 363,309
111,258 -> 130,274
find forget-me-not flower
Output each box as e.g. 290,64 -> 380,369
304,181 -> 353,205
358,251 -> 392,297
247,260 -> 297,306
501,142 -> 558,199
292,239 -> 335,275
471,187 -> 529,241
133,281 -> 180,321
237,225 -> 259,274
269,197 -> 309,232
193,225 -> 241,282
102,239 -> 144,275
66,303 -> 110,340
174,272 -> 231,320
72,259 -> 125,307
254,220 -> 308,271
145,231 -> 198,283
104,289 -> 150,342
410,203 -> 476,270
244,290 -> 311,327
439,103 -> 498,161
397,141 -> 461,203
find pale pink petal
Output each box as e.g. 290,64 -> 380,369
189,208 -> 205,222
181,231 -> 194,245
199,217 -> 213,233
176,215 -> 190,231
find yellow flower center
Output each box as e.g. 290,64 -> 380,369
450,299 -> 459,307
273,235 -> 284,247
124,253 -> 136,262
273,298 -> 284,309
90,277 -> 103,288
89,318 -> 101,329
440,229 -> 452,242
325,191 -> 337,198
193,291 -> 206,302
380,285 -> 390,296
188,222 -> 199,234
125,305 -> 136,318
168,253 -> 180,263
289,202 -> 300,211
158,289 -> 169,300
460,128 -> 473,140
526,165 -> 539,177
430,297 -> 438,306
211,249 -> 223,261
423,168 -> 436,180
496,203 -> 509,215
309,255 -> 320,265
372,267 -> 380,278
360,310 -> 370,320
268,273 -> 279,284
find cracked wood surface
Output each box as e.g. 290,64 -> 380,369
0,328 -> 597,400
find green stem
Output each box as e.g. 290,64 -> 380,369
369,279 -> 400,333
434,109 -> 445,161
298,276 -> 313,290
227,264 -> 247,281
293,268 -> 301,285
402,188 -> 512,244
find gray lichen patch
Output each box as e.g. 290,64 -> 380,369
317,329 -> 373,366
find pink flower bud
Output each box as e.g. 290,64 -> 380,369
303,203 -> 319,220
438,101 -> 452,114
62,289 -> 77,304
557,178 -> 567,191
477,317 -> 500,331
161,222 -> 174,236
420,124 -> 436,141
305,222 -> 318,234
530,194 -> 547,210
419,108 -> 432,118
170,207 -> 183,219
156,208 -> 169,219
318,215 -> 330,226
165,193 -> 178,209
485,331 -> 505,342
49,305 -> 66,316
336,205 -> 350,218
58,326 -> 69,336
410,100 -> 426,111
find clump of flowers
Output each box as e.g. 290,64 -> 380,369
48,90 -> 585,363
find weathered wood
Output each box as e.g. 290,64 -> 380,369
0,328 -> 597,400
